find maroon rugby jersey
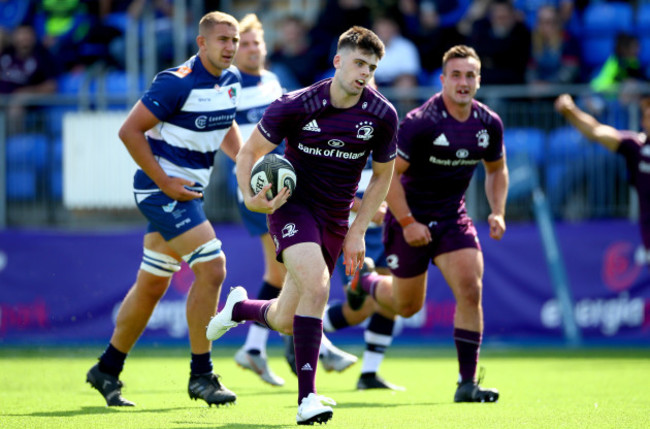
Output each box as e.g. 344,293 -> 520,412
397,93 -> 504,220
257,78 -> 398,224
618,131 -> 650,249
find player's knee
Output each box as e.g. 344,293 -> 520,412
272,314 -> 294,335
456,283 -> 482,308
396,303 -> 421,318
183,239 -> 226,284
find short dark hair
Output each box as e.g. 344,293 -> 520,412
442,45 -> 481,74
337,26 -> 385,60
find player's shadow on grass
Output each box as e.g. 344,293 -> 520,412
8,406 -> 198,417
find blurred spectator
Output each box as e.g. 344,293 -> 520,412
371,14 -> 421,90
591,32 -> 649,107
469,0 -> 531,85
104,0 -> 178,70
268,15 -> 320,90
526,5 -> 580,87
0,24 -> 60,133
34,0 -> 92,70
412,1 -> 467,81
457,0 -> 492,37
0,0 -> 35,30
308,0 -> 373,76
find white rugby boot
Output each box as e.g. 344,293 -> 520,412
296,393 -> 336,425
234,347 -> 285,386
206,286 -> 248,341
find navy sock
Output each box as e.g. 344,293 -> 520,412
98,343 -> 127,378
190,352 -> 213,376
325,302 -> 349,331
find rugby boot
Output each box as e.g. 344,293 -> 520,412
345,257 -> 376,310
283,334 -> 298,375
188,373 -> 237,406
357,372 -> 405,391
296,393 -> 336,425
86,363 -> 135,406
454,368 -> 499,403
234,347 -> 285,386
319,343 -> 358,373
206,286 -> 247,341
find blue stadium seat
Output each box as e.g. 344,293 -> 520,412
6,167 -> 38,200
581,37 -> 616,73
6,133 -> 49,170
504,127 -> 545,166
582,2 -> 633,37
49,137 -> 63,199
636,4 -> 650,37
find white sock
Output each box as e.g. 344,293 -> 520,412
243,324 -> 270,357
319,334 -> 333,355
360,350 -> 384,374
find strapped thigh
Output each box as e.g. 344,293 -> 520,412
182,238 -> 223,268
140,248 -> 182,277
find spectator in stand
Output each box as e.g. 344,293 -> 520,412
103,0 -> 179,70
469,0 -> 531,85
0,24 -> 60,133
0,0 -> 35,31
371,13 -> 421,112
411,1 -> 467,84
268,15 -> 320,91
35,0 -> 92,71
308,0 -> 373,77
526,5 -> 580,88
591,32 -> 648,105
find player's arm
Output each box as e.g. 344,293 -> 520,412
343,159 -> 394,276
385,156 -> 432,247
118,100 -> 202,201
554,94 -> 622,152
235,127 -> 290,214
220,120 -> 243,162
483,156 -> 508,240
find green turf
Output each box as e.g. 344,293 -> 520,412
1,346 -> 648,428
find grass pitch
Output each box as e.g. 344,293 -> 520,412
1,345 -> 648,429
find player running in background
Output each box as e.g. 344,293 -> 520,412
555,94 -> 650,263
85,11 -> 242,407
230,14 -> 357,387
347,45 -> 508,403
208,26 -> 398,425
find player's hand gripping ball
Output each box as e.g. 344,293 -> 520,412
250,154 -> 297,200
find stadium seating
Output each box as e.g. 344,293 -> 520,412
504,127 -> 546,167
580,2 -> 634,76
581,2 -> 633,37
5,133 -> 50,200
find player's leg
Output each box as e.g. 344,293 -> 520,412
87,231 -> 179,406
169,220 -> 237,406
277,243 -> 335,425
236,233 -> 286,386
435,247 -> 498,403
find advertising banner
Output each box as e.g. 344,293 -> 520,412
1,221 -> 648,345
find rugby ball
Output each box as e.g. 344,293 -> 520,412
250,154 -> 297,200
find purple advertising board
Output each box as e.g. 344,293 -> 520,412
1,220 -> 649,345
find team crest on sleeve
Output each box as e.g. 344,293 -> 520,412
476,129 -> 489,148
356,121 -> 374,140
171,66 -> 192,78
282,223 -> 298,238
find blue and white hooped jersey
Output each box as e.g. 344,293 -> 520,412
134,55 -> 242,200
235,70 -> 283,141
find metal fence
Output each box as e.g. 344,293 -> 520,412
0,83 -> 645,228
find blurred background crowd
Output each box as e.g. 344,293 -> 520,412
2,0 -> 650,228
